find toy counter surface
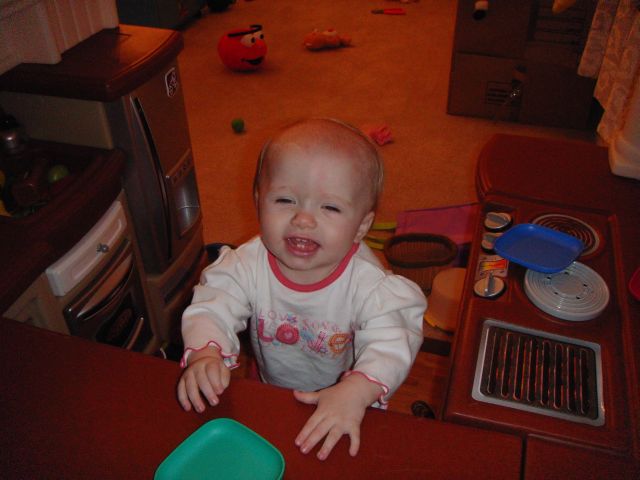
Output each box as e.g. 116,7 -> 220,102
0,317 -> 522,480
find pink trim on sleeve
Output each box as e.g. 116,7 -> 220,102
179,341 -> 240,369
341,370 -> 390,406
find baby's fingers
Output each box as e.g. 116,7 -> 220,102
200,359 -> 229,396
185,372 -> 209,413
347,428 -> 361,457
316,427 -> 345,461
219,362 -> 231,390
195,368 -> 223,407
176,377 -> 192,411
295,416 -> 327,455
293,390 -> 320,406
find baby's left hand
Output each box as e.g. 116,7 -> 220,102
293,374 -> 383,461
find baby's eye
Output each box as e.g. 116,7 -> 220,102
322,205 -> 341,213
275,197 -> 294,204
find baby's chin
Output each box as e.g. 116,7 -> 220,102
276,257 -> 342,286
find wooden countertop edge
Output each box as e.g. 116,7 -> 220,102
0,316 -> 525,479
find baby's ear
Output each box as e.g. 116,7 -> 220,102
354,211 -> 375,243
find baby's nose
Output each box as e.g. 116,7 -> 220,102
291,210 -> 317,228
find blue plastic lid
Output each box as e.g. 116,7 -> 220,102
494,223 -> 584,274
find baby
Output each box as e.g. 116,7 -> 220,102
177,118 -> 426,460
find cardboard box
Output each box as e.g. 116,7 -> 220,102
447,53 -> 596,129
452,0 -> 532,59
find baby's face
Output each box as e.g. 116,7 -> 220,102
257,144 -> 374,285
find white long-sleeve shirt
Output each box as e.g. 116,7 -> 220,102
181,236 -> 426,403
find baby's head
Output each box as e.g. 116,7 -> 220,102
253,118 -> 384,284
254,118 -> 383,213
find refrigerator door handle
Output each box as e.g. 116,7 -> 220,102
130,96 -> 173,261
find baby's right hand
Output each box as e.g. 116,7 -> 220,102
177,347 -> 231,413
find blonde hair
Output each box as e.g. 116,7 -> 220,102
253,118 -> 384,210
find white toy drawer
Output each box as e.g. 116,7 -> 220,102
45,199 -> 127,297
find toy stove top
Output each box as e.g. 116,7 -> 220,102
443,195 -> 634,456
531,213 -> 601,257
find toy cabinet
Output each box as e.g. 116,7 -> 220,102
447,0 -> 598,129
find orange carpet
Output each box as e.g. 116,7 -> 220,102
177,0 -> 598,246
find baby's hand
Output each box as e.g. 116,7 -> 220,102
177,347 -> 231,413
293,374 -> 383,461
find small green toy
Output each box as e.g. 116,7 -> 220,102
231,118 -> 245,133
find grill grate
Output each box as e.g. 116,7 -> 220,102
531,1 -> 591,48
485,82 -> 522,107
473,319 -> 604,426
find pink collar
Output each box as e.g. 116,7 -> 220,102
267,242 -> 359,292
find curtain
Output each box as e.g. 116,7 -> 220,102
578,0 -> 640,142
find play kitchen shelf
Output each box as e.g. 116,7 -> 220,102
443,134 -> 640,477
0,24 -> 205,346
0,140 -> 125,313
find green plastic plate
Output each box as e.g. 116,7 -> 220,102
155,418 -> 285,480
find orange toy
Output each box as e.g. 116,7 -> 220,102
303,29 -> 351,51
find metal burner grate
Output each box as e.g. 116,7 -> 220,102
532,214 -> 600,256
473,319 -> 604,426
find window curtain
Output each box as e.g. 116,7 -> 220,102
578,0 -> 640,143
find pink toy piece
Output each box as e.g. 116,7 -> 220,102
362,124 -> 393,146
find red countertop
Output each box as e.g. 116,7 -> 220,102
524,436 -> 640,480
475,134 -> 640,219
0,317 -> 523,479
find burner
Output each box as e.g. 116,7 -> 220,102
532,214 -> 600,256
524,262 -> 610,321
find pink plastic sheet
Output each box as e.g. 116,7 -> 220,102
396,203 -> 480,266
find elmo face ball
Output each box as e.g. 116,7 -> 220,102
218,24 -> 267,71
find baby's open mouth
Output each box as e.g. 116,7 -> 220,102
286,237 -> 319,254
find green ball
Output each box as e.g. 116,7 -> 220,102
47,164 -> 70,184
231,118 -> 245,133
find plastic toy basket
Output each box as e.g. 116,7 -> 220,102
383,233 -> 458,295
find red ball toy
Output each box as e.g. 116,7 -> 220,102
217,24 -> 267,71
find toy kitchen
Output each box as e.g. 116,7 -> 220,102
0,6 -> 206,355
440,134 -> 640,476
